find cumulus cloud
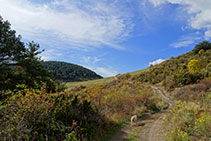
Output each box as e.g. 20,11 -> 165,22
149,58 -> 165,66
148,0 -> 211,40
0,0 -> 134,50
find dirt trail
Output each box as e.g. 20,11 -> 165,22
109,86 -> 174,141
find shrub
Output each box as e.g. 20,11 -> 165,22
165,101 -> 200,140
174,79 -> 211,102
0,86 -> 108,140
194,114 -> 211,139
198,49 -> 205,54
188,59 -> 201,74
193,41 -> 211,54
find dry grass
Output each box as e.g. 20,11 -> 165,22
65,77 -> 162,123
65,77 -> 114,89
173,78 -> 211,103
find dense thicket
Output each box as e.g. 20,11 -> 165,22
0,16 -> 55,92
132,41 -> 211,89
0,88 -> 109,140
43,61 -> 103,82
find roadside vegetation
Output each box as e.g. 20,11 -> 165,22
164,79 -> 211,140
64,74 -> 165,140
132,41 -> 211,140
123,41 -> 211,140
1,14 -> 210,141
0,16 -> 163,140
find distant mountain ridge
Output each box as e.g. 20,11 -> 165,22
42,61 -> 103,82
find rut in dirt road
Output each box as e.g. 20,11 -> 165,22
151,86 -> 174,108
109,86 -> 174,141
137,86 -> 174,141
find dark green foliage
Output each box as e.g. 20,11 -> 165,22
193,40 -> 211,54
43,61 -> 103,82
0,16 -> 55,92
0,16 -> 26,90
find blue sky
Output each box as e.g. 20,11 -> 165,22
0,0 -> 211,77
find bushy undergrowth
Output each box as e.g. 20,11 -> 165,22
0,86 -> 109,141
165,101 -> 211,141
165,79 -> 211,141
174,78 -> 211,103
0,75 -> 163,140
67,76 -> 162,123
132,42 -> 211,89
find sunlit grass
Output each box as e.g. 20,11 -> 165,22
128,133 -> 137,141
65,67 -> 150,89
65,77 -> 114,88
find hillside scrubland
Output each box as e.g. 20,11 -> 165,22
0,15 -> 211,141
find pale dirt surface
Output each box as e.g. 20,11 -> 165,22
109,86 -> 174,141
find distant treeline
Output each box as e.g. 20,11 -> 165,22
43,61 -> 103,82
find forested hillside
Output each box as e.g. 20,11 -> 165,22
43,61 -> 103,82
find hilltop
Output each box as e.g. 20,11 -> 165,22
42,61 -> 103,82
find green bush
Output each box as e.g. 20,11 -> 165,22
193,41 -> 211,54
0,86 -> 107,140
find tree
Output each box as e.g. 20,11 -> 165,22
198,49 -> 205,54
0,16 -> 26,66
193,41 -> 211,54
0,16 -> 26,89
0,16 -> 54,91
188,59 -> 201,74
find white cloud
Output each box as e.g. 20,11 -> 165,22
0,0 -> 134,50
80,64 -> 118,77
170,34 -> 202,48
41,49 -> 62,61
95,67 -> 118,77
82,56 -> 102,65
148,0 -> 211,39
78,55 -> 117,77
205,30 -> 211,40
148,0 -> 166,6
149,58 -> 165,66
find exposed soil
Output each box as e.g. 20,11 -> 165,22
109,86 -> 174,141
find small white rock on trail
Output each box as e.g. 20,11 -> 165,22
109,86 -> 174,141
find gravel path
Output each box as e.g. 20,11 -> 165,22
109,86 -> 174,141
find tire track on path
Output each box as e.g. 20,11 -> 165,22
110,86 -> 174,141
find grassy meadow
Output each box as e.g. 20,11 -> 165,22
65,77 -> 114,89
